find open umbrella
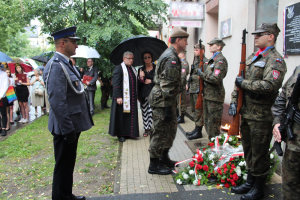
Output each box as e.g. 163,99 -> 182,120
110,35 -> 168,66
31,55 -> 48,63
72,45 -> 100,59
7,63 -> 33,74
0,52 -> 13,62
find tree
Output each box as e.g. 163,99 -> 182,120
30,0 -> 168,76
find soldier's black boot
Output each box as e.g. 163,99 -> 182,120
240,176 -> 266,200
188,126 -> 203,140
159,150 -> 178,168
148,158 -> 172,175
177,114 -> 185,124
186,126 -> 197,136
231,171 -> 255,194
101,104 -> 104,110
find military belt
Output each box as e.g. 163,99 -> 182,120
246,91 -> 274,100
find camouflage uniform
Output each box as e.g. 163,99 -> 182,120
199,52 -> 227,139
231,47 -> 287,176
176,58 -> 189,115
148,45 -> 181,158
189,56 -> 208,126
271,66 -> 300,199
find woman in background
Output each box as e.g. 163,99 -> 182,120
6,69 -> 15,128
30,69 -> 45,115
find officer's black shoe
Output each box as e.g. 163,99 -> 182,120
240,176 -> 266,200
186,127 -> 197,136
177,115 -> 185,124
187,126 -> 203,140
1,129 -> 7,136
101,104 -> 104,110
104,104 -> 110,108
71,194 -> 86,200
231,171 -> 255,194
148,158 -> 172,175
118,136 -> 126,142
159,150 -> 178,168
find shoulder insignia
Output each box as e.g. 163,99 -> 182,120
172,61 -> 176,64
219,61 -> 223,64
215,69 -> 220,75
273,70 -> 280,80
54,57 -> 60,62
213,57 -> 217,60
276,58 -> 282,63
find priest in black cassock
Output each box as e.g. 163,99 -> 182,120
109,51 -> 139,142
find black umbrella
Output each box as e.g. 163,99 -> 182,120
31,55 -> 48,63
110,35 -> 168,66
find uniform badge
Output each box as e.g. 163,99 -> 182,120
215,69 -> 220,75
182,69 -> 185,73
276,58 -> 282,63
172,61 -> 176,64
75,82 -> 78,86
273,70 -> 280,80
219,61 -> 223,64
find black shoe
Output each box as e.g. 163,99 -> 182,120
148,158 -> 172,175
188,126 -> 203,140
186,127 -> 196,136
231,171 -> 255,194
118,136 -> 126,142
241,176 -> 266,200
159,150 -> 178,168
101,104 -> 104,110
1,129 -> 7,136
104,104 -> 110,108
177,114 -> 185,124
72,194 -> 86,200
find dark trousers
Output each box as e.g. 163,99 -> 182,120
0,97 -> 8,129
87,90 -> 95,112
52,132 -> 80,200
101,82 -> 110,105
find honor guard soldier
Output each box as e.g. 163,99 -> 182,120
197,38 -> 228,140
229,23 -> 287,200
187,43 -> 208,140
148,29 -> 189,175
177,50 -> 189,124
43,26 -> 94,200
272,66 -> 300,200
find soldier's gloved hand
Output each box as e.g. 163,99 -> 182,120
197,68 -> 203,76
235,70 -> 245,88
164,106 -> 172,122
228,103 -> 237,116
64,131 -> 76,144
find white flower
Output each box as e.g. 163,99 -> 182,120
187,166 -> 191,169
189,170 -> 195,175
195,154 -> 199,159
228,137 -> 233,142
193,179 -> 199,185
183,174 -> 189,180
211,137 -> 215,142
218,136 -> 222,139
182,172 -> 186,176
177,179 -> 183,185
224,143 -> 230,147
243,174 -> 247,180
209,154 -> 215,160
270,153 -> 274,159
224,133 -> 228,138
236,168 -> 242,176
197,175 -> 202,179
239,161 -> 245,166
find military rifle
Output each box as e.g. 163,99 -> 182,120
273,74 -> 300,156
187,56 -> 195,95
195,39 -> 204,109
228,29 -> 248,136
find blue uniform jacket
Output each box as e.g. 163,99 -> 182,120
43,52 -> 94,135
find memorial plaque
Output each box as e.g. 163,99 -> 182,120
285,2 -> 300,55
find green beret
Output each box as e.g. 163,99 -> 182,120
170,29 -> 189,38
207,37 -> 225,47
252,22 -> 280,38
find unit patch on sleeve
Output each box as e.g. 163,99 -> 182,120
219,61 -> 223,64
172,61 -> 176,64
272,70 -> 280,80
182,68 -> 185,73
215,69 -> 220,75
276,58 -> 282,63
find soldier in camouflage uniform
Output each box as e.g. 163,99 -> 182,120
272,65 -> 300,200
229,23 -> 287,200
187,44 -> 208,140
148,29 -> 189,175
176,51 -> 189,124
197,38 -> 227,140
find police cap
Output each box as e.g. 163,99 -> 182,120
51,26 -> 81,40
207,38 -> 225,47
252,22 -> 280,38
170,29 -> 189,38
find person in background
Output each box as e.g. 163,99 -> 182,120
0,64 -> 9,136
84,58 -> 98,116
6,69 -> 15,127
30,68 -> 45,115
138,51 -> 156,137
98,70 -> 111,110
79,68 -> 84,79
70,57 -> 80,73
14,64 -> 30,124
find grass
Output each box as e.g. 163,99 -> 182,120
0,87 -> 119,200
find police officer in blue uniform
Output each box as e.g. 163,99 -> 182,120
43,26 -> 94,200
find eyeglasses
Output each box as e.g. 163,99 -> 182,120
87,61 -> 93,63
125,57 -> 134,60
254,32 -> 271,37
144,57 -> 151,59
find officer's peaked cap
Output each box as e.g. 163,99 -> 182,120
51,26 -> 81,40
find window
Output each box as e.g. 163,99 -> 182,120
256,0 -> 279,29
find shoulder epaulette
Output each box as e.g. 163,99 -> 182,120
54,57 -> 60,62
